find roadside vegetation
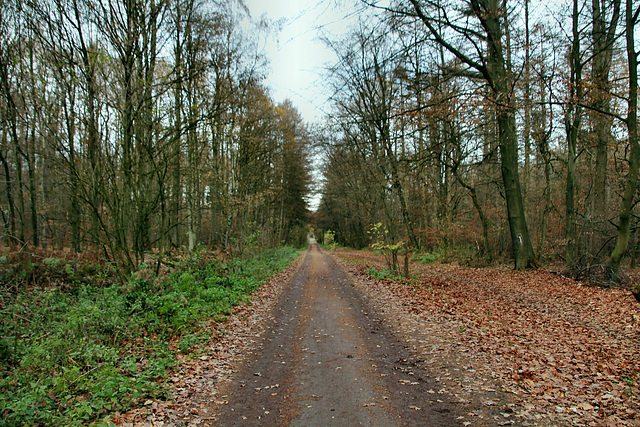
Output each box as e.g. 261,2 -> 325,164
0,246 -> 299,426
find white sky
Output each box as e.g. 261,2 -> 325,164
243,0 -> 368,124
241,1 -> 385,210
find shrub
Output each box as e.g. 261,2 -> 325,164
366,269 -> 400,280
324,230 -> 337,250
367,222 -> 405,274
416,250 -> 443,264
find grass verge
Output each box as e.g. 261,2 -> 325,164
0,246 -> 299,426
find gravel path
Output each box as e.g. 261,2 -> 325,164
213,244 -> 463,426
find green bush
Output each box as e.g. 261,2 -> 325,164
366,268 -> 400,280
415,245 -> 475,264
417,250 -> 444,264
324,230 -> 337,250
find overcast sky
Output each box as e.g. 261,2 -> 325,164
243,0 -> 371,124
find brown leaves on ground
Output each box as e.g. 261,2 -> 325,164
336,248 -> 640,426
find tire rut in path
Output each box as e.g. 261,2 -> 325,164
213,244 -> 461,426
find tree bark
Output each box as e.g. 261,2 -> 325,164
590,0 -> 621,260
171,1 -> 183,248
0,140 -> 16,246
453,168 -> 491,260
27,44 -> 39,247
609,0 -> 639,272
0,52 -> 26,245
63,96 -> 82,253
474,0 -> 537,269
564,0 -> 584,267
71,0 -> 102,245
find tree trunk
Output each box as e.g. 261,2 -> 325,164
27,126 -> 38,247
497,110 -> 537,269
609,0 -> 638,272
0,55 -> 26,244
590,0 -> 621,260
564,0 -> 583,267
171,0 -> 183,249
26,44 -> 38,247
12,133 -> 25,245
565,120 -> 578,265
453,168 -> 491,260
522,0 -> 531,214
63,94 -> 82,253
409,0 -> 537,269
482,0 -> 537,269
72,0 -> 101,245
0,142 -> 16,246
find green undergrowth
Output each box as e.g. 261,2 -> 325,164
366,268 -> 401,280
338,256 -> 369,265
414,245 -> 476,265
415,250 -> 444,264
365,268 -> 419,285
0,246 -> 299,426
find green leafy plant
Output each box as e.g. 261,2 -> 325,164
367,222 -> 405,275
417,250 -> 444,264
324,229 -> 337,251
0,246 -> 299,426
366,268 -> 399,280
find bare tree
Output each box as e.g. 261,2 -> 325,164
399,0 -> 537,268
588,0 -> 621,260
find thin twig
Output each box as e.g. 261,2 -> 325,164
0,309 -> 34,323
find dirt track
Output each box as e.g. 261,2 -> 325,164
213,244 -> 462,426
127,243 -> 639,426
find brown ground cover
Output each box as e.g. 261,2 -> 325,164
335,248 -> 640,426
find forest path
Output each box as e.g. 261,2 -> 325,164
212,243 -> 460,426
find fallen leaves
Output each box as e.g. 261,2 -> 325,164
336,248 -> 640,426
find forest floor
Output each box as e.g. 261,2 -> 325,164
118,246 -> 640,426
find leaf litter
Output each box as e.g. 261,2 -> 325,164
335,248 -> 640,426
